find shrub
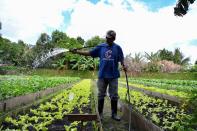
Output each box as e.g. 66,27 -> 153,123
190,65 -> 197,72
158,60 -> 182,73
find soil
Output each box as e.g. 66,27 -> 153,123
101,97 -> 135,131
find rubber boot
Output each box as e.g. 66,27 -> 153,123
111,100 -> 121,121
98,99 -> 104,121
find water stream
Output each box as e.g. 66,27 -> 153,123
32,48 -> 69,68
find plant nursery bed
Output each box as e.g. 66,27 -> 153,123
0,79 -> 102,131
120,101 -> 163,131
119,86 -> 195,131
119,83 -> 182,105
0,82 -> 77,113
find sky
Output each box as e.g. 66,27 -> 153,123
0,0 -> 197,64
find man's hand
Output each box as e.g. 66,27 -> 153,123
69,48 -> 78,54
122,64 -> 128,72
121,61 -> 127,72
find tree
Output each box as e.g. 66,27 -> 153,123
76,36 -> 85,45
131,53 -> 143,63
0,38 -> 12,63
34,33 -> 52,55
145,52 -> 160,63
173,48 -> 190,65
0,37 -> 29,66
85,36 -> 105,47
174,0 -> 195,16
144,52 -> 161,72
158,48 -> 174,61
36,33 -> 51,46
51,30 -> 69,48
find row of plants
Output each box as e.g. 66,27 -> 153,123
1,79 -> 94,130
125,78 -> 197,93
119,87 -> 195,130
0,75 -> 80,101
0,66 -> 20,71
119,81 -> 190,100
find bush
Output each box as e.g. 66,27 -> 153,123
158,60 -> 182,73
124,58 -> 146,76
190,65 -> 197,72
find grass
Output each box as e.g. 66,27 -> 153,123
1,66 -> 196,80
120,72 -> 197,80
23,68 -> 98,78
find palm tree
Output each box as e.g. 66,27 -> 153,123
144,52 -> 160,63
132,53 -> 144,63
174,0 -> 195,16
173,48 -> 190,65
144,52 -> 161,72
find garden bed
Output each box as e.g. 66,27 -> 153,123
0,82 -> 77,112
119,86 -> 194,130
0,79 -> 102,130
0,75 -> 80,101
120,101 -> 162,131
119,83 -> 182,105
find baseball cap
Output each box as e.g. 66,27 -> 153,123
106,30 -> 116,39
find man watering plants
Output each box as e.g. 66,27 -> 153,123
70,30 -> 127,121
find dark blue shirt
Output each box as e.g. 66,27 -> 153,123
90,43 -> 124,78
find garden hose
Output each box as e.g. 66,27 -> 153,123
69,45 -> 95,52
124,70 -> 132,131
69,45 -> 107,52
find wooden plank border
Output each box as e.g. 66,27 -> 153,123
0,82 -> 77,113
119,101 -> 163,131
0,81 -> 79,124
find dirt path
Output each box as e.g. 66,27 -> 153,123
101,96 -> 130,131
92,80 -> 135,131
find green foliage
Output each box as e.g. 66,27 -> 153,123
173,48 -> 190,65
70,56 -> 99,71
2,79 -> 92,130
0,65 -> 18,70
158,48 -> 174,61
56,58 -> 66,70
119,87 -> 193,130
157,48 -> 190,66
32,33 -> 53,61
0,29 -> 191,71
133,53 -> 144,63
51,30 -> 69,46
0,75 -> 80,100
190,65 -> 197,72
144,52 -> 161,72
76,36 -> 85,45
85,36 -> 105,47
0,38 -> 30,66
145,52 -> 160,63
125,77 -> 197,93
146,62 -> 161,72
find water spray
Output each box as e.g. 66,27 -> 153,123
32,48 -> 69,68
